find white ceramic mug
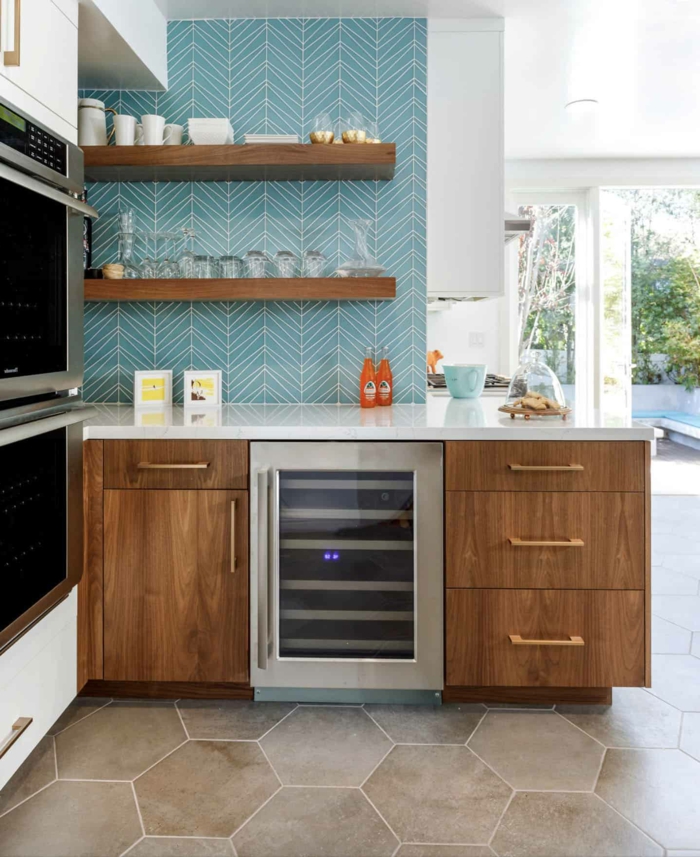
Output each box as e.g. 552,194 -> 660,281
113,114 -> 138,146
140,114 -> 166,145
163,123 -> 183,145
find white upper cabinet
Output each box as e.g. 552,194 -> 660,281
0,0 -> 78,140
427,20 -> 505,300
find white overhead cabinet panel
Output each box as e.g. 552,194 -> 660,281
78,0 -> 168,90
427,20 -> 504,300
0,0 -> 78,140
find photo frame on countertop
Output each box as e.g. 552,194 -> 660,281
134,370 -> 172,406
183,370 -> 222,407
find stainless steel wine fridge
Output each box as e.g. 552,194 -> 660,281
250,442 -> 443,703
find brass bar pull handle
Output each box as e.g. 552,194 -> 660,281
230,498 -> 237,573
510,635 -> 584,647
3,0 -> 21,66
508,464 -> 584,471
0,717 -> 32,760
137,461 -> 210,470
509,538 -> 584,547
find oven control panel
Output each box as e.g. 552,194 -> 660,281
0,101 -> 67,175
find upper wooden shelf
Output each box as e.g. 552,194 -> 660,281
82,144 -> 396,182
84,277 -> 396,302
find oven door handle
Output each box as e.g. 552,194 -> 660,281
256,467 -> 271,671
0,407 -> 96,448
0,162 -> 99,219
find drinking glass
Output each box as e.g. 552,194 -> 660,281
194,255 -> 215,278
118,233 -> 140,279
118,209 -> 137,234
139,232 -> 159,279
156,232 -> 180,279
273,250 -> 299,278
220,255 -> 243,278
244,250 -> 269,278
302,249 -> 326,278
178,227 -> 197,278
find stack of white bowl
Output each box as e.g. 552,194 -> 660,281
187,118 -> 234,145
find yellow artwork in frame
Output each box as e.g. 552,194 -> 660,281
133,371 -> 172,406
184,370 -> 222,407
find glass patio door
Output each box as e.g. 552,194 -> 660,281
509,192 -> 591,412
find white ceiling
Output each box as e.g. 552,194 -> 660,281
153,0 -> 700,159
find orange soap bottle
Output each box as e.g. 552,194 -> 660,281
377,346 -> 393,406
360,346 -> 377,408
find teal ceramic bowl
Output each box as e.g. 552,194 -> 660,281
443,364 -> 487,399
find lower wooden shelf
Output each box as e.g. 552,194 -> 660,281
84,277 -> 396,302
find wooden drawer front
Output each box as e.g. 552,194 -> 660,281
104,441 -> 248,490
445,441 -> 645,492
446,589 -> 645,688
446,492 -> 644,589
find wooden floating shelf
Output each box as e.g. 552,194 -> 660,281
82,144 -> 396,182
84,277 -> 397,302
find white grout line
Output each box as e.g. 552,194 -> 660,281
552,708 -> 608,750
359,744 -> 396,789
130,781 -> 146,837
256,704 -> 300,741
51,698 -> 114,737
360,706 -> 396,744
592,791 -> 667,853
119,835 -> 144,857
228,784 -> 283,841
487,788 -> 516,848
464,708 -> 489,745
466,744 -> 519,793
0,780 -> 56,819
174,702 -> 190,739
52,736 -> 58,780
256,739 -> 284,788
131,738 -> 190,783
359,786 -> 402,848
58,778 -> 133,783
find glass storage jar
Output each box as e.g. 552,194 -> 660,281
244,250 -> 270,279
505,351 -> 567,408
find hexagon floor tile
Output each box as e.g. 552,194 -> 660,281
260,706 -> 392,786
126,837 -> 234,856
468,711 -> 604,790
692,633 -> 700,658
363,744 -> 511,844
652,615 -> 692,654
647,655 -> 700,710
0,736 -> 56,816
596,748 -> 700,849
0,780 -> 142,857
134,740 -> 279,837
56,701 -> 186,780
177,700 -> 296,740
680,713 -> 700,762
365,703 -> 486,744
653,595 -> 700,632
491,792 -> 663,857
233,787 -> 398,857
557,687 -> 682,748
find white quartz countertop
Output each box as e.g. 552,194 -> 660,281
82,397 -> 654,441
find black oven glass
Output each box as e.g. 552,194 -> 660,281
0,427 -> 66,633
0,177 -> 67,379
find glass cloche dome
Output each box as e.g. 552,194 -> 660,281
506,351 -> 567,410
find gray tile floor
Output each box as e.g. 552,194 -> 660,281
2,444 -> 700,856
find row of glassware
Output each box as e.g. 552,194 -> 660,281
113,211 -> 387,279
116,232 -> 329,279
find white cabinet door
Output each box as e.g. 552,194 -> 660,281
427,22 -> 504,300
0,0 -> 78,135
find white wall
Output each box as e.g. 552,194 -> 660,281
427,299 -> 505,374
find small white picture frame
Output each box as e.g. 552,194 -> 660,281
183,370 -> 222,407
134,370 -> 172,407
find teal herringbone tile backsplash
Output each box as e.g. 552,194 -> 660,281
82,18 -> 426,405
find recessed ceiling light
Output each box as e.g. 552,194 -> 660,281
565,99 -> 600,114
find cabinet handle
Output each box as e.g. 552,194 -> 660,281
509,635 -> 584,647
230,499 -> 237,573
137,461 -> 210,470
3,0 -> 21,67
509,537 -> 584,547
256,468 -> 270,671
0,717 -> 32,760
508,464 -> 584,471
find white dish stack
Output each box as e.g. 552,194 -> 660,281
244,134 -> 301,144
188,118 -> 234,145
